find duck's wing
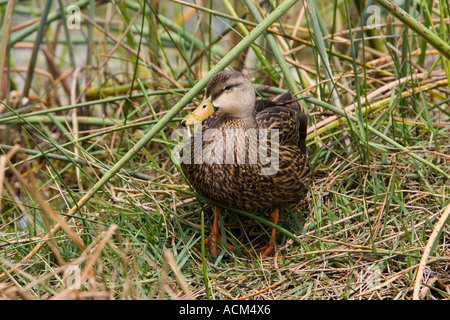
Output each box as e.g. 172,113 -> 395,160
255,91 -> 293,112
255,92 -> 308,154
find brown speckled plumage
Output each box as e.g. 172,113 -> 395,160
181,70 -> 311,213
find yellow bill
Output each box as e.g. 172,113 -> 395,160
181,97 -> 215,126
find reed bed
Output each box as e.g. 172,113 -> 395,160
0,0 -> 449,300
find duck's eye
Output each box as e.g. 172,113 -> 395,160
224,85 -> 232,91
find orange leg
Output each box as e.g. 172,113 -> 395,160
252,208 -> 279,258
203,206 -> 234,255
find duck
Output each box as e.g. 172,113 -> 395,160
180,70 -> 311,257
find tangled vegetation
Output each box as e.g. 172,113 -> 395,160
0,0 -> 449,300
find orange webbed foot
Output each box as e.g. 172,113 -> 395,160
202,206 -> 235,256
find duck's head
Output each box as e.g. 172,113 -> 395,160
181,70 -> 255,126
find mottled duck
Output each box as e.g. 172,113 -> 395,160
180,70 -> 311,257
